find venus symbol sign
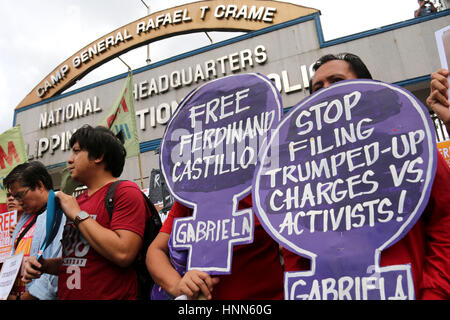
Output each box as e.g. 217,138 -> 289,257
253,80 -> 437,299
160,73 -> 282,274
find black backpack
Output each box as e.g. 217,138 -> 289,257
104,180 -> 162,300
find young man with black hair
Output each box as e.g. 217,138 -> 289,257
4,161 -> 65,300
23,125 -> 150,300
284,53 -> 450,299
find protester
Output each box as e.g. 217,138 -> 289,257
3,161 -> 65,300
414,0 -> 437,18
147,196 -> 284,300
427,68 -> 450,136
284,52 -> 450,300
308,52 -> 373,94
22,125 -> 150,300
6,189 -> 24,237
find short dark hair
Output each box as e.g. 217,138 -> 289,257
4,161 -> 53,191
70,125 -> 127,177
309,53 -> 373,93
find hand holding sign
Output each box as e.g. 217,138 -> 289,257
253,80 -> 437,300
160,73 -> 282,274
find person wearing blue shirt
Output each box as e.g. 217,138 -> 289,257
4,161 -> 66,300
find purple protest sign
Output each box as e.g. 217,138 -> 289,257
253,80 -> 437,300
160,73 -> 282,274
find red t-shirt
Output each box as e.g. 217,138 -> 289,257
160,195 -> 284,300
58,181 -> 149,300
283,152 -> 450,300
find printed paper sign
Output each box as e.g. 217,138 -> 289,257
0,252 -> 24,300
437,140 -> 450,167
435,25 -> 450,100
148,168 -> 174,218
253,80 -> 437,299
160,73 -> 282,274
0,210 -> 17,263
435,25 -> 450,70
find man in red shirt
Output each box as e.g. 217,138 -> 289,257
283,53 -> 450,300
23,125 -> 150,299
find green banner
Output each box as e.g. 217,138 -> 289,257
99,72 -> 140,158
0,126 -> 28,203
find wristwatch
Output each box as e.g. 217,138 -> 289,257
73,211 -> 90,228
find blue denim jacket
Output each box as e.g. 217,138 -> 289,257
11,208 -> 66,300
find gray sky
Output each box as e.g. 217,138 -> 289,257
0,0 -> 423,135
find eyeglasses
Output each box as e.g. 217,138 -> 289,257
12,188 -> 31,202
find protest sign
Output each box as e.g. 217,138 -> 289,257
148,168 -> 174,224
434,25 -> 450,141
0,252 -> 24,300
0,210 -> 17,263
435,25 -> 450,72
148,169 -> 163,204
437,140 -> 450,167
160,73 -> 282,274
148,169 -> 174,214
253,79 -> 437,300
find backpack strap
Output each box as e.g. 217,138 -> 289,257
103,179 -> 162,300
104,180 -> 161,225
105,180 -> 124,220
141,193 -> 162,238
104,179 -> 162,238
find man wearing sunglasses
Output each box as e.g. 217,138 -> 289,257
3,161 -> 65,300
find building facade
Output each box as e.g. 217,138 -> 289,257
13,4 -> 450,190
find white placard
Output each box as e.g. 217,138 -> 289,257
0,252 -> 24,300
435,25 -> 450,97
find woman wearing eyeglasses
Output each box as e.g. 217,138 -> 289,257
6,190 -> 24,237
